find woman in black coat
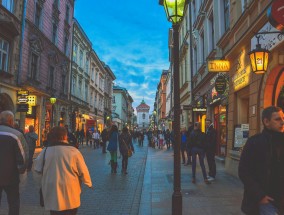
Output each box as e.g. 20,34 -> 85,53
119,127 -> 134,174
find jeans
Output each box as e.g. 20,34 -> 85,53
259,203 -> 280,215
0,183 -> 20,215
206,150 -> 216,178
191,147 -> 207,180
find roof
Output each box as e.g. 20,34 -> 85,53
136,100 -> 150,110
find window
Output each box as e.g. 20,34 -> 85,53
200,32 -> 205,65
30,53 -> 39,80
112,96 -> 115,103
64,34 -> 68,55
0,38 -> 9,72
209,15 -> 215,52
78,79 -> 82,94
73,44 -> 77,62
142,113 -> 145,119
52,23 -> 58,44
224,0 -> 230,31
85,58 -> 89,74
194,46 -> 197,76
61,74 -> 66,94
35,3 -> 42,28
85,82 -> 88,101
2,0 -> 13,12
49,66 -> 54,88
79,50 -> 83,67
72,75 -> 76,94
65,4 -> 70,23
54,0 -> 59,7
241,0 -> 248,12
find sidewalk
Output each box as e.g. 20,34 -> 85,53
139,147 -> 244,215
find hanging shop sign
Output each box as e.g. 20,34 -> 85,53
267,0 -> 284,31
17,97 -> 29,103
233,50 -> 250,91
208,60 -> 230,72
17,90 -> 29,97
215,76 -> 227,94
192,107 -> 207,112
16,104 -> 29,112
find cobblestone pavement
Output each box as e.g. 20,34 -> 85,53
0,139 -> 148,215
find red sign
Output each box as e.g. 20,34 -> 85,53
268,0 -> 284,31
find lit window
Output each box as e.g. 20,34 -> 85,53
2,0 -> 13,12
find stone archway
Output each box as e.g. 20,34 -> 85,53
0,93 -> 15,113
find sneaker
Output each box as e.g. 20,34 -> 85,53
207,176 -> 215,182
204,179 -> 211,184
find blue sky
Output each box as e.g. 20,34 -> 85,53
74,0 -> 171,113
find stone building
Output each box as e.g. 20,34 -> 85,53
136,99 -> 150,130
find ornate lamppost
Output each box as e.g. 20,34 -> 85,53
159,0 -> 188,214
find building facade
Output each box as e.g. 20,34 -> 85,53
136,100 -> 150,130
20,0 -> 74,145
112,85 -> 133,130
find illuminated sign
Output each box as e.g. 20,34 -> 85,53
27,95 -> 37,106
192,108 -> 207,112
208,60 -> 230,72
17,90 -> 29,97
17,97 -> 29,103
215,76 -> 227,94
233,50 -> 250,91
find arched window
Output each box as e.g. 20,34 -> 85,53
142,113 -> 145,119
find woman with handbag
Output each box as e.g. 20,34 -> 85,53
34,126 -> 93,215
107,125 -> 119,173
119,127 -> 134,174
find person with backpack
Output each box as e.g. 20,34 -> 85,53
189,122 -> 210,184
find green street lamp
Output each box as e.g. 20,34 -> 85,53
159,0 -> 188,214
50,95 -> 57,128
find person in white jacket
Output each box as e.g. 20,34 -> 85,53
34,126 -> 93,215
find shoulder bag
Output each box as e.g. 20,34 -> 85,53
122,137 -> 132,158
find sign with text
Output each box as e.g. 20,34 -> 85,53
208,60 -> 230,72
234,124 -> 249,148
17,90 -> 29,97
192,107 -> 207,112
215,76 -> 227,94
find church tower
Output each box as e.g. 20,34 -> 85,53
136,100 -> 150,130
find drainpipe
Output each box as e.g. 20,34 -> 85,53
17,0 -> 28,85
189,2 -> 194,123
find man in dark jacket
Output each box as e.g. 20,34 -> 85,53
205,119 -> 217,181
239,106 -> 284,215
101,128 -> 108,153
0,111 -> 29,215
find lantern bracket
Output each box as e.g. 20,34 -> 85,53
254,31 -> 284,43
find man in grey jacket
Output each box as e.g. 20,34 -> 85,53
0,110 -> 29,215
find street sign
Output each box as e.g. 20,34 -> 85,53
215,76 -> 227,94
16,104 -> 28,112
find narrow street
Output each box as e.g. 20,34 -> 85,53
0,138 -> 244,215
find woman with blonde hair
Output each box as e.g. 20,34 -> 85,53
34,126 -> 92,215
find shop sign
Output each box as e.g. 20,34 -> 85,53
208,60 -> 230,72
233,66 -> 250,91
16,104 -> 28,112
215,76 -> 227,94
192,107 -> 207,112
17,97 -> 29,103
251,23 -> 284,52
17,90 -> 29,97
267,0 -> 284,31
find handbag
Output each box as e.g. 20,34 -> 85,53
39,147 -> 47,207
122,138 -> 132,158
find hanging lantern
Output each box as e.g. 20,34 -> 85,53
50,95 -> 57,104
249,40 -> 270,74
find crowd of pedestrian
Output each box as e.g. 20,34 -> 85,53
1,105 -> 283,214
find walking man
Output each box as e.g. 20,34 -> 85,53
25,125 -> 38,171
0,111 -> 29,215
205,119 -> 217,181
239,106 -> 284,215
101,128 -> 108,153
92,130 -> 100,149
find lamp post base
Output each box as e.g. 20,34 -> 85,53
172,192 -> 182,215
